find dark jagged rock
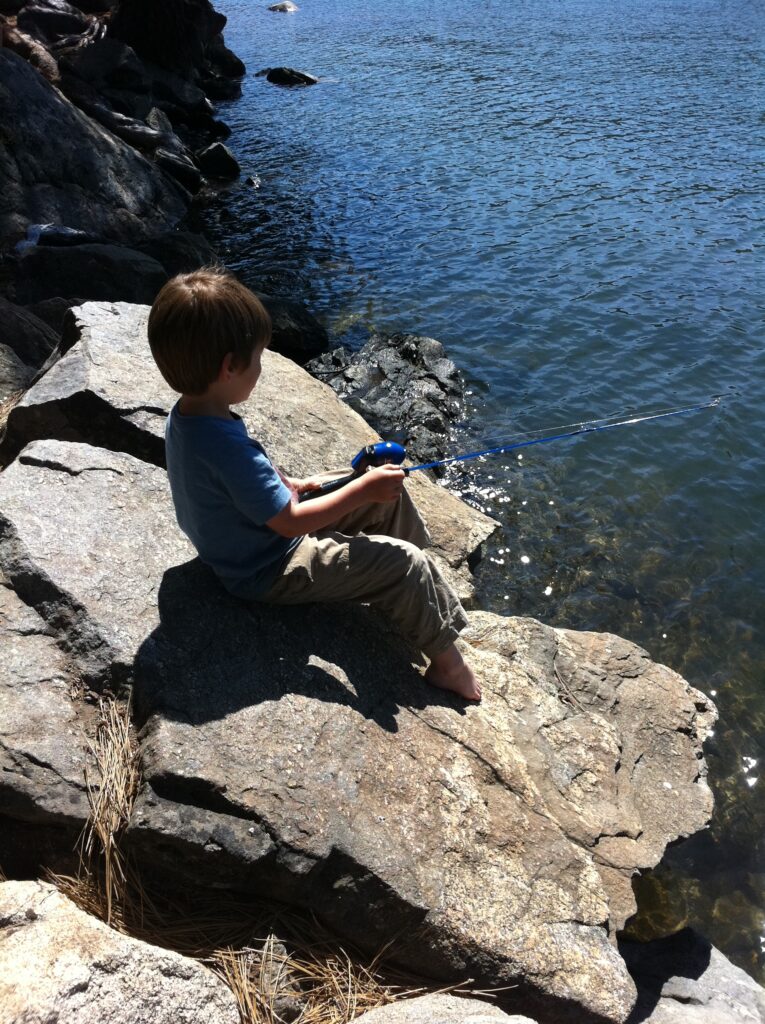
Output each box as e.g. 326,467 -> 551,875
17,0 -> 91,43
155,148 -> 202,192
109,0 -> 226,74
24,297 -> 74,335
0,298 -> 59,366
256,292 -> 329,364
0,346 -> 34,402
195,141 -> 239,180
307,332 -> 463,467
260,66 -> 318,87
199,70 -> 241,101
205,31 -> 245,78
13,243 -> 168,305
59,36 -> 150,93
134,230 -> 214,277
0,50 -> 188,248
148,63 -> 212,115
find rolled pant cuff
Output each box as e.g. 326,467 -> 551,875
421,609 -> 469,660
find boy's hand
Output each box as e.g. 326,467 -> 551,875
360,464 -> 406,503
292,476 -> 324,495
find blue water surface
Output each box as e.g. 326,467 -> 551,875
205,0 -> 765,978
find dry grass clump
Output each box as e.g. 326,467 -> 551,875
80,697 -> 140,923
51,694 -> 491,1023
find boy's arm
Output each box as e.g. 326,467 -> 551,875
266,464 -> 405,538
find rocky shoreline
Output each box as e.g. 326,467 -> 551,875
1,3 -> 764,1024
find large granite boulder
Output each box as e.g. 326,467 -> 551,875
0,49 -> 188,248
0,434 -> 716,1023
0,880 -> 239,1024
0,301 -> 493,595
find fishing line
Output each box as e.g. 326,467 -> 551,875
406,396 -> 722,473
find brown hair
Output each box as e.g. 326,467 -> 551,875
148,268 -> 271,395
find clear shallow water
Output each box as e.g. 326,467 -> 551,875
205,0 -> 765,978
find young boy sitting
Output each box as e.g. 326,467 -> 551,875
148,268 -> 480,701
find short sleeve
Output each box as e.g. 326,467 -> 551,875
214,435 -> 292,525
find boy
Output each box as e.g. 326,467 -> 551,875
148,268 -> 480,701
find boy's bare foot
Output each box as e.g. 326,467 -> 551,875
425,643 -> 482,702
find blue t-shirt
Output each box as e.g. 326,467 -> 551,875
165,404 -> 301,598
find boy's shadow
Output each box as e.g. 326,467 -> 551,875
134,559 -> 467,733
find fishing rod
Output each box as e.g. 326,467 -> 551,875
299,396 -> 721,501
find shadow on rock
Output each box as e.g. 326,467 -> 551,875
134,558 -> 466,734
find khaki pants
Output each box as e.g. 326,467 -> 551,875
260,481 -> 468,658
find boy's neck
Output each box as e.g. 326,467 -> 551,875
178,394 -> 234,419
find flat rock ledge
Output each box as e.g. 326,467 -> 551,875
0,880 -> 239,1024
0,303 -> 720,1024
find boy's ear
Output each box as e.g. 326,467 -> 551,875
218,352 -> 237,380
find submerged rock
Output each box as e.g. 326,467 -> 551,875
269,1 -> 299,11
0,880 -> 240,1024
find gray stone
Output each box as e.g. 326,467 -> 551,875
14,243 -> 168,306
353,994 -> 536,1023
0,50 -> 188,248
0,296 -> 61,366
1,302 -> 493,592
621,929 -> 765,1024
269,2 -> 299,11
0,440 -> 193,687
0,582 -> 93,832
0,880 -> 240,1024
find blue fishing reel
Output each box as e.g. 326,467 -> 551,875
351,441 -> 407,471
299,441 -> 407,502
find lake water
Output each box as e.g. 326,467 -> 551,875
205,0 -> 765,980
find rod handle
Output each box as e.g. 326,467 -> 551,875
298,472 -> 359,502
